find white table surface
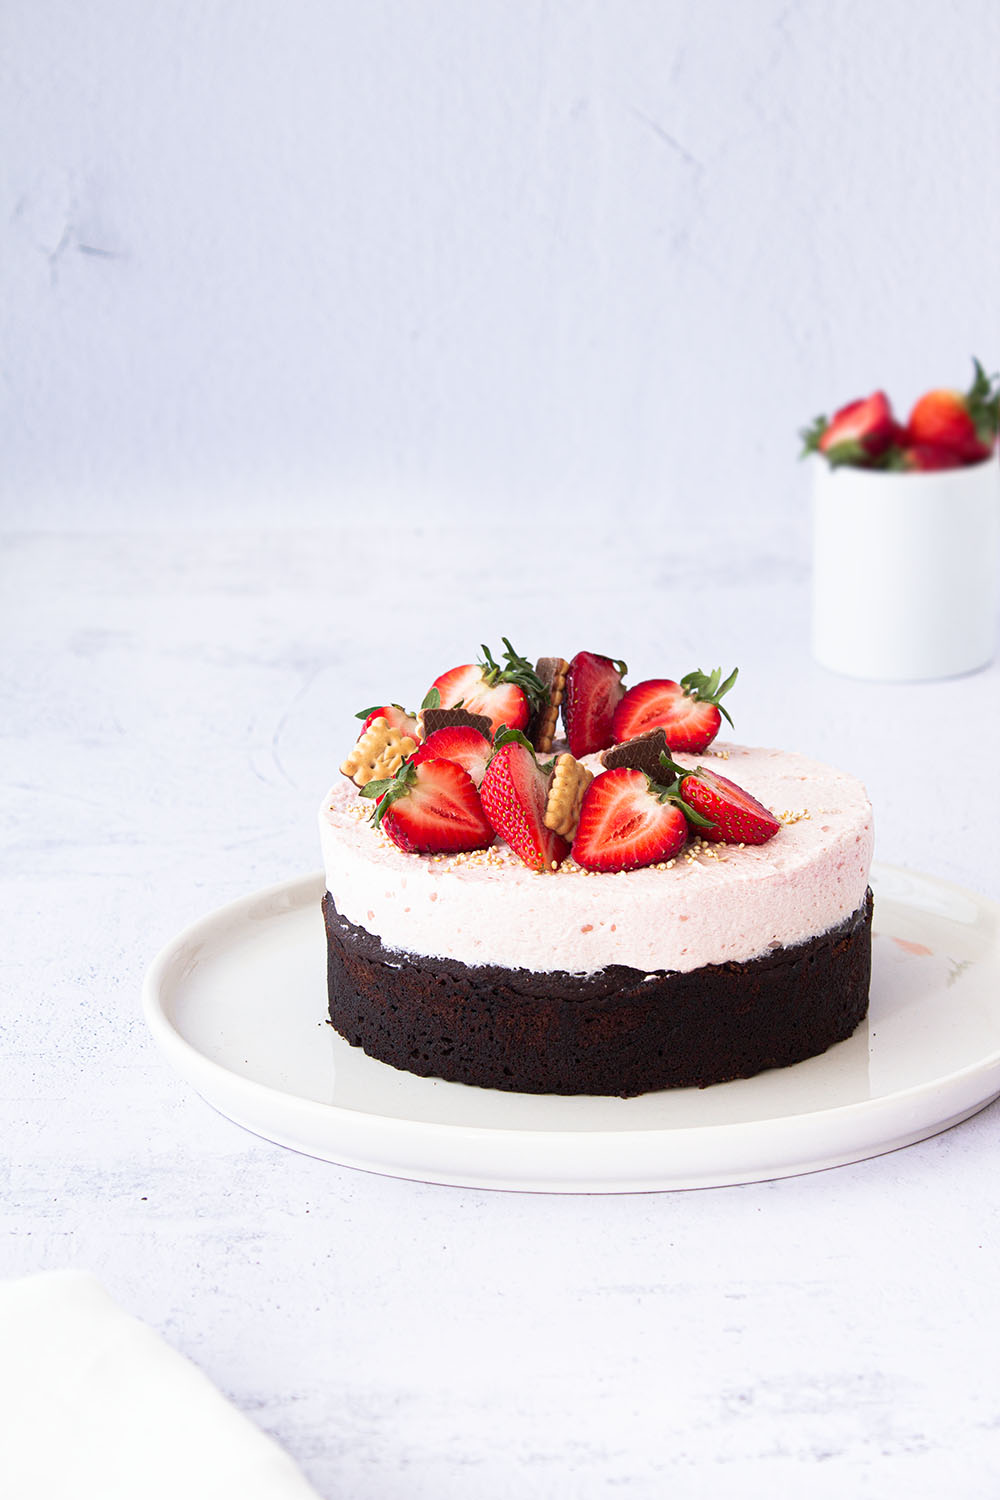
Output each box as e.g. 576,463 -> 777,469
4,522 -> 1000,1498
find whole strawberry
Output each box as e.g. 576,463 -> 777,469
612,667 -> 737,754
427,639 -> 548,739
480,729 -> 570,872
906,358 -> 1000,465
361,756 -> 494,855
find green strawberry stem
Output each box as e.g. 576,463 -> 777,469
359,760 -> 417,827
680,666 -> 738,729
478,639 -> 549,714
805,435 -> 905,471
355,701 -> 410,721
823,439 -> 878,469
799,414 -> 828,458
647,751 -> 717,831
967,357 -> 1000,443
488,725 -> 557,774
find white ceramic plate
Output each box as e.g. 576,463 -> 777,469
142,864 -> 1000,1193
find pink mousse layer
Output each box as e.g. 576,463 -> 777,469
319,743 -> 874,976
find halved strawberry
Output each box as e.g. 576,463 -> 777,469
562,651 -> 627,758
801,391 -> 896,467
360,757 -> 494,855
572,768 -> 689,873
355,703 -> 421,740
658,753 -> 779,845
907,359 -> 999,464
612,667 -> 737,753
427,639 -> 547,738
479,729 -> 569,871
409,725 -> 492,787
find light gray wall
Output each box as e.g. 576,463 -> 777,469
3,0 -> 998,532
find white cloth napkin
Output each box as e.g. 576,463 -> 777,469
0,1271 -> 323,1500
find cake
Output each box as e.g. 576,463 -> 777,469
320,643 -> 874,1097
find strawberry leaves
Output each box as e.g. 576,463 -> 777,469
479,639 -> 549,716
680,666 -> 738,728
358,759 -> 418,828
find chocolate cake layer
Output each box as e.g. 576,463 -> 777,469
323,890 -> 873,1097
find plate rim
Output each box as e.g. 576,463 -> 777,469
141,862 -> 1000,1187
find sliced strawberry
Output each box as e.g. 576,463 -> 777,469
572,768 -> 688,873
427,663 -> 487,712
674,766 -> 780,845
355,703 -> 421,740
612,667 -> 737,753
562,651 -> 627,758
648,748 -> 780,845
409,725 -> 492,787
479,730 -> 569,871
427,639 -> 547,738
360,757 -> 494,855
801,391 -> 896,468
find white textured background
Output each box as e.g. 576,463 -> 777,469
3,0 -> 999,533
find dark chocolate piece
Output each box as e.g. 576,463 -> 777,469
526,656 -> 569,752
601,729 -> 670,779
323,890 -> 873,1097
535,657 -> 568,696
421,707 -> 493,739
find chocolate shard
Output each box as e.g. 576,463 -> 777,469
601,728 -> 670,780
535,657 -> 569,703
421,707 -> 493,740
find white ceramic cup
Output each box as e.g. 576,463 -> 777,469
811,457 -> 1000,681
